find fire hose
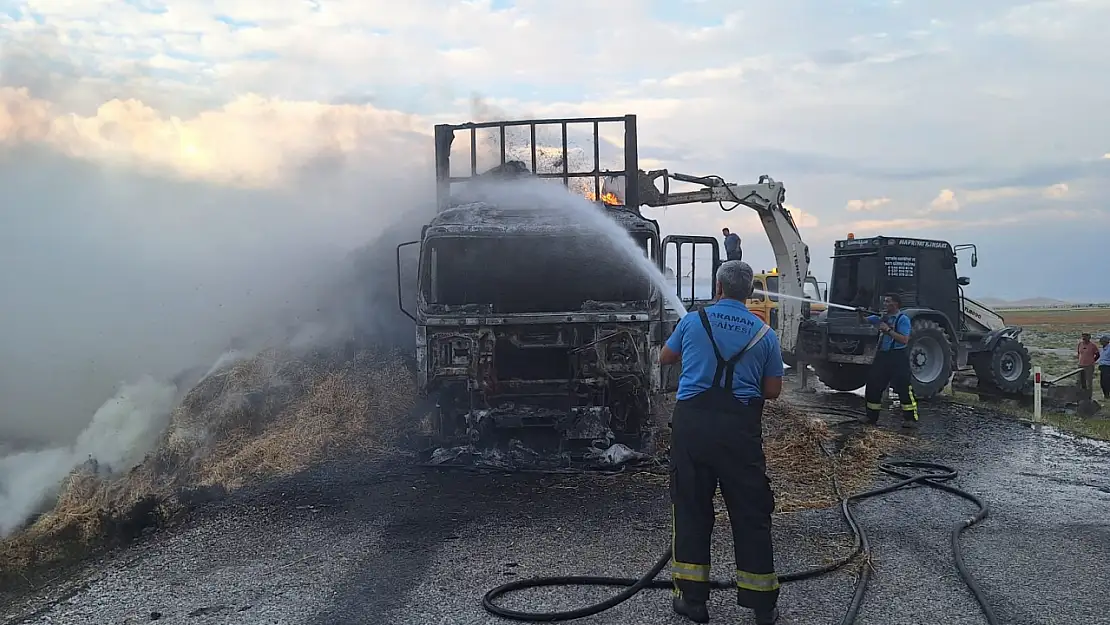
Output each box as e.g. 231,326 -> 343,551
480,409 -> 1000,625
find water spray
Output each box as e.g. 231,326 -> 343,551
750,289 -> 862,313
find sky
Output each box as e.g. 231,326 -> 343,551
2,0 -> 1109,305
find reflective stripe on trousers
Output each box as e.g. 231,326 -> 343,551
903,387 -> 919,420
865,348 -> 918,421
736,570 -> 781,592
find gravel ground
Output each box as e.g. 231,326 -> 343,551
3,389 -> 1109,625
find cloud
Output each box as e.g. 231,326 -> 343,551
826,205 -> 1106,242
1042,182 -> 1070,199
923,182 -> 1071,214
928,189 -> 960,213
0,0 -> 1108,308
845,197 -> 892,212
981,0 -> 1110,41
786,204 -> 820,228
0,87 -> 429,188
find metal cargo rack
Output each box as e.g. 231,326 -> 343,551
433,114 -> 640,212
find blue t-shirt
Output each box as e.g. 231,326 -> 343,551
723,233 -> 741,255
865,313 -> 911,351
665,299 -> 784,401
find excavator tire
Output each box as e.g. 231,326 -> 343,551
907,318 -> 953,400
972,337 -> 1032,394
814,362 -> 870,393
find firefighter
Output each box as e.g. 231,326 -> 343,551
659,260 -> 784,625
861,293 -> 918,428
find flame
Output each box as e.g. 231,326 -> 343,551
585,191 -> 623,206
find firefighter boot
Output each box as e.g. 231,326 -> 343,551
755,607 -> 780,625
672,596 -> 710,623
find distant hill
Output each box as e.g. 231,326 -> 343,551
978,296 -> 1075,308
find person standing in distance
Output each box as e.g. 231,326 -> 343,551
1077,332 -> 1100,394
722,227 -> 743,261
861,293 -> 918,428
1097,334 -> 1110,400
659,260 -> 784,625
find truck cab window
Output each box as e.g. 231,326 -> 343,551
752,279 -> 766,302
765,276 -> 779,302
803,280 -> 821,301
830,254 -> 879,309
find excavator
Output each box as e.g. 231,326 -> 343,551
640,170 -> 1033,398
609,167 -> 813,364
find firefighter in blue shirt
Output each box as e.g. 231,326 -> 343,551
660,260 -> 783,625
862,292 -> 918,428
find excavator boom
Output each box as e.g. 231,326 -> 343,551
626,169 -> 811,355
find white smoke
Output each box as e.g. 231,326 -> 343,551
0,376 -> 177,536
0,64 -> 440,535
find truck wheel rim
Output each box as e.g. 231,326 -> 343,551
910,337 -> 944,383
998,352 -> 1022,382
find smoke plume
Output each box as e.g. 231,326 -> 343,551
0,75 -> 436,534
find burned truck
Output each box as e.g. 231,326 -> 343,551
397,116 -> 678,455
397,115 -> 798,456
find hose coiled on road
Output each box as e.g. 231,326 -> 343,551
481,423 -> 999,624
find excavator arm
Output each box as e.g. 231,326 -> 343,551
618,169 -> 812,355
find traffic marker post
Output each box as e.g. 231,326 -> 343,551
1033,366 -> 1043,432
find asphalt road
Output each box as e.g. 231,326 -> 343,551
3,392 -> 1109,625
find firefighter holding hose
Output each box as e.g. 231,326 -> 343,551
861,293 -> 919,428
659,260 -> 784,625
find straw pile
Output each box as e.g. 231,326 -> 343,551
646,398 -> 907,513
0,346 -> 417,586
763,401 -> 907,512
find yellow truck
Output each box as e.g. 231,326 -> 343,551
748,268 -> 827,328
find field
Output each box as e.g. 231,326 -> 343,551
1001,307 -> 1110,327
1003,308 -> 1110,378
971,307 -> 1110,439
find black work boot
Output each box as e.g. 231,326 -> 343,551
901,415 -> 919,430
859,411 -> 879,426
755,607 -> 780,624
672,596 -> 710,623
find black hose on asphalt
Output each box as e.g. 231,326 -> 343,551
481,422 -> 999,624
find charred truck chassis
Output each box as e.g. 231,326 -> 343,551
421,319 -> 660,450
399,115 -> 693,454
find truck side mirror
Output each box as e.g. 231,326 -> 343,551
957,276 -> 970,286
971,251 -> 978,267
